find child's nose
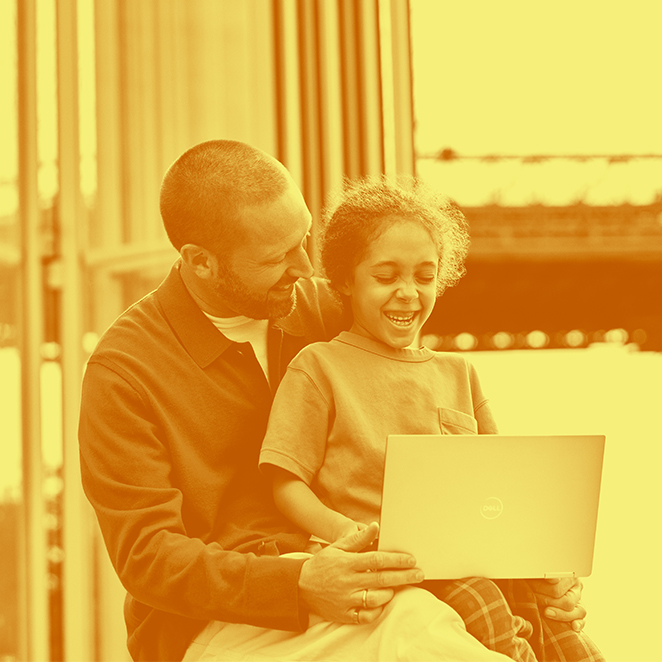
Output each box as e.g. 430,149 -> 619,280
396,281 -> 418,301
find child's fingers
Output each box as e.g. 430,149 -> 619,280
332,521 -> 379,552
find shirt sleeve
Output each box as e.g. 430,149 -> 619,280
259,364 -> 331,485
466,359 -> 500,434
79,360 -> 307,633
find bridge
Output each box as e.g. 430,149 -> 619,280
419,155 -> 662,351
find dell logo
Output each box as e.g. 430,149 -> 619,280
481,497 -> 503,519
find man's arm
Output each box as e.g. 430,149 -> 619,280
80,360 -> 424,632
79,361 -> 305,630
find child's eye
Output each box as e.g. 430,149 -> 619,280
417,275 -> 436,284
374,275 -> 397,284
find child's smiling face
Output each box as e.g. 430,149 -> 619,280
342,218 -> 439,349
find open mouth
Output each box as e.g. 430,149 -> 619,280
384,312 -> 417,327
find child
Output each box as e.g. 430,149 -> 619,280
258,178 -> 493,541
259,178 -> 602,662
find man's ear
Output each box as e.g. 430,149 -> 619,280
180,244 -> 214,278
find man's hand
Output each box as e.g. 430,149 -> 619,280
298,522 -> 424,625
529,577 -> 586,632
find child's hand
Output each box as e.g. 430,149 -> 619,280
333,518 -> 368,542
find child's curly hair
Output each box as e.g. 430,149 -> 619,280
319,176 -> 470,296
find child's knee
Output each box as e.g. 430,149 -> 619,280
422,577 -> 507,618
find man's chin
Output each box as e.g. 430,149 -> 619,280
268,288 -> 297,319
212,282 -> 297,320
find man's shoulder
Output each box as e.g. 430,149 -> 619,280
294,277 -> 340,317
88,290 -> 168,365
278,277 -> 346,341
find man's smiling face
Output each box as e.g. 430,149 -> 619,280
209,179 -> 314,320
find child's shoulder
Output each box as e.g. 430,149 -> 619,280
289,333 -> 364,371
428,349 -> 476,371
289,337 -> 340,367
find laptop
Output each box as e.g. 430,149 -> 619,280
377,434 -> 605,579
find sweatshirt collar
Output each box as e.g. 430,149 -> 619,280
333,330 -> 434,362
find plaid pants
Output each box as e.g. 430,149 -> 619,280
423,578 -> 604,662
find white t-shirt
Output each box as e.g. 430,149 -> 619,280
204,313 -> 270,383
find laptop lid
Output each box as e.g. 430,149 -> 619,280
377,434 -> 605,580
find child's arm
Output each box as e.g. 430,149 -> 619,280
270,467 -> 365,543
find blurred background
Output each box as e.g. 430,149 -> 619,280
1,0 -> 660,660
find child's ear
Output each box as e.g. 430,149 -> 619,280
338,280 -> 352,296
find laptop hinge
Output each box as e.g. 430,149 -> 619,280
543,571 -> 576,579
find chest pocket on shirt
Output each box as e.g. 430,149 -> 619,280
438,408 -> 478,435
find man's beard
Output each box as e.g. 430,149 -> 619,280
212,264 -> 297,320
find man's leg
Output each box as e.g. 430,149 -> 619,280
423,578 -> 538,662
494,579 -> 604,662
183,587 -> 515,661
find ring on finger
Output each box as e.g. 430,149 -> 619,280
353,608 -> 360,624
362,589 -> 369,609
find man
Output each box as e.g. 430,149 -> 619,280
79,140 -> 596,661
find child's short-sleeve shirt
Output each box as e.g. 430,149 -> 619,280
259,331 -> 497,526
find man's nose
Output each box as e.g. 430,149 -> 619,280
287,245 -> 315,279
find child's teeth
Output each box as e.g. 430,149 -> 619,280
386,313 -> 414,326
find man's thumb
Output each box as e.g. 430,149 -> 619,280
333,521 -> 379,552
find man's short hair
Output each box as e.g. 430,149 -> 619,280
160,140 -> 290,255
